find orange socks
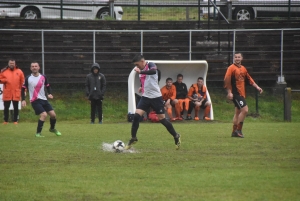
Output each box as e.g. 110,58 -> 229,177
237,122 -> 243,131
175,103 -> 181,118
204,106 -> 211,118
232,124 -> 238,132
167,108 -> 173,119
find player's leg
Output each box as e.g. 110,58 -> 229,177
96,99 -> 103,124
31,100 -> 46,137
153,97 -> 181,149
203,100 -> 211,120
44,101 -> 61,136
173,99 -> 182,120
165,100 -> 174,121
12,100 -> 19,124
232,96 -> 247,138
90,99 -> 96,124
125,97 -> 148,149
194,102 -> 201,120
3,101 -> 11,124
186,101 -> 194,120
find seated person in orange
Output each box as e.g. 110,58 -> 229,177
186,77 -> 211,121
173,74 -> 189,120
160,77 -> 180,121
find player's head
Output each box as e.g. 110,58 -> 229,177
197,77 -> 204,87
177,74 -> 183,83
91,63 -> 100,74
8,59 -> 16,70
166,77 -> 173,87
132,54 -> 146,70
234,52 -> 243,65
30,62 -> 40,74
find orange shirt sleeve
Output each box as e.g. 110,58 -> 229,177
170,85 -> 176,100
202,85 -> 207,99
187,84 -> 194,97
224,65 -> 234,91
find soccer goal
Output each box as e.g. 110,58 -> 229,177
128,60 -> 214,120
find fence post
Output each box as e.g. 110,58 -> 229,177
227,0 -> 232,20
284,87 -> 292,121
109,0 -> 114,18
60,0 -> 63,20
138,0 -> 141,21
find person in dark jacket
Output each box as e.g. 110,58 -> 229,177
85,63 -> 106,124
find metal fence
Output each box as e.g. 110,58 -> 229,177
1,27 -> 299,83
1,0 -> 300,21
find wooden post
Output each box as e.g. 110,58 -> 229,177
284,87 -> 292,121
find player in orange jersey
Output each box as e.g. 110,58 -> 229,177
224,52 -> 263,138
161,77 -> 180,121
187,77 -> 211,121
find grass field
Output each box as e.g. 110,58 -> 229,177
1,122 -> 300,201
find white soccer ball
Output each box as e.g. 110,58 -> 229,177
112,140 -> 125,153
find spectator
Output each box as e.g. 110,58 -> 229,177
21,62 -> 61,137
173,74 -> 189,120
224,52 -> 263,138
161,77 -> 180,121
85,63 -> 106,124
125,54 -> 181,150
0,59 -> 25,124
186,77 -> 211,121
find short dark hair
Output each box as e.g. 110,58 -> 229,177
198,77 -> 203,81
132,54 -> 144,63
31,61 -> 40,65
166,77 -> 173,82
8,59 -> 15,62
177,74 -> 183,78
234,52 -> 243,57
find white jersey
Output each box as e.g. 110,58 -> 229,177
140,62 -> 161,98
23,74 -> 49,102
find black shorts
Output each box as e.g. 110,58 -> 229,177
137,96 -> 165,114
233,95 -> 247,109
191,98 -> 208,109
31,99 -> 54,115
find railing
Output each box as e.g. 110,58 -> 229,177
1,27 -> 299,83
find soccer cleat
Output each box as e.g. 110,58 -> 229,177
90,121 -> 95,124
99,121 -> 102,124
3,122 -> 8,125
174,134 -> 181,150
49,128 -> 62,136
176,117 -> 183,121
35,133 -> 45,138
185,116 -> 192,120
204,117 -> 211,121
14,122 -> 18,125
125,137 -> 138,150
194,117 -> 199,121
231,130 -> 244,138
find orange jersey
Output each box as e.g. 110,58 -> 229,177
188,83 -> 207,99
161,85 -> 176,101
224,64 -> 255,98
0,66 -> 25,101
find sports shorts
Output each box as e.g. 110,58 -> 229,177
191,98 -> 208,109
232,95 -> 247,109
31,99 -> 54,115
137,96 -> 165,114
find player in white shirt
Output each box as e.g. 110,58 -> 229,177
21,62 -> 61,137
125,54 -> 181,150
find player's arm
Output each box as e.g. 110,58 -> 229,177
44,75 -> 53,98
100,74 -> 106,96
224,67 -> 233,100
246,72 -> 263,94
21,77 -> 29,107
